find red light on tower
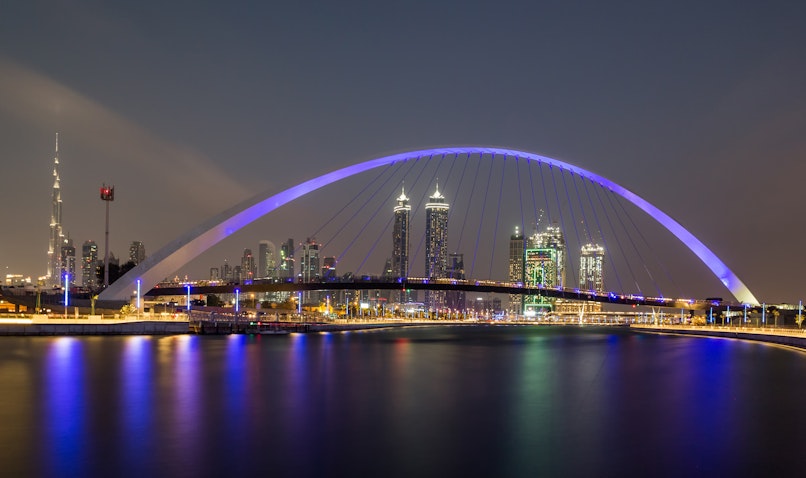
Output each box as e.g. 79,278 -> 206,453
100,183 -> 115,287
100,185 -> 115,201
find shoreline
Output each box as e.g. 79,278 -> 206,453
630,324 -> 806,350
3,317 -> 806,350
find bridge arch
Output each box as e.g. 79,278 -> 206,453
99,147 -> 758,305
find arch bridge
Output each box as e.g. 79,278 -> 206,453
99,147 -> 758,308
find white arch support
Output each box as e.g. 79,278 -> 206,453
99,147 -> 758,305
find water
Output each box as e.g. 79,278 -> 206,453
0,325 -> 804,477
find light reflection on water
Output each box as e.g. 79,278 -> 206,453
43,337 -> 87,477
1,326 -> 806,477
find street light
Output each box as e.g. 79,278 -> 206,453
235,288 -> 240,314
186,284 -> 191,317
100,184 -> 115,288
64,272 -> 69,318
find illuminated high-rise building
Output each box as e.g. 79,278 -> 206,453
425,184 -> 449,312
279,238 -> 294,280
60,236 -> 76,287
392,186 -> 410,279
81,240 -> 98,289
300,238 -> 320,283
241,249 -> 256,282
446,252 -> 465,312
47,134 -> 64,286
322,256 -> 337,281
258,240 -> 277,279
508,226 -> 525,314
300,238 -> 321,304
531,223 -> 566,287
221,259 -> 232,282
579,243 -> 605,292
129,241 -> 146,265
523,248 -> 558,315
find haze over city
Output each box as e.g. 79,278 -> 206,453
1,1 -> 805,302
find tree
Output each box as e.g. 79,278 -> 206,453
206,294 -> 223,307
97,261 -> 137,286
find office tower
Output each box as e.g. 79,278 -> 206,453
210,267 -> 220,281
523,247 -> 558,315
425,184 -> 449,312
580,243 -> 605,292
300,238 -> 320,304
531,223 -> 566,287
258,240 -> 277,279
60,236 -> 76,287
446,252 -> 466,312
382,258 -> 393,280
322,256 -> 337,281
81,240 -> 99,289
241,249 -> 256,282
47,134 -> 64,286
129,241 -> 146,265
300,238 -> 320,283
279,238 -> 294,280
508,226 -> 525,314
221,259 -> 232,282
392,186 -> 410,279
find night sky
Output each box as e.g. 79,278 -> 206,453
1,1 -> 804,303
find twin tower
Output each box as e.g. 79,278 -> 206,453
392,185 -> 449,310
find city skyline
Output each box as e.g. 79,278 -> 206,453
11,147 -> 771,310
1,2 -> 805,302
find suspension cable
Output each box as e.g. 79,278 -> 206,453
489,155 -> 507,279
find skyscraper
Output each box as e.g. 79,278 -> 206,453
60,237 -> 76,287
425,184 -> 449,312
300,238 -> 320,304
580,243 -> 605,292
508,226 -> 525,315
221,259 -> 232,282
523,248 -> 558,315
531,224 -> 566,287
279,238 -> 294,280
81,240 -> 98,289
241,249 -> 256,282
258,240 -> 277,279
322,256 -> 337,281
129,241 -> 146,265
300,238 -> 320,283
47,134 -> 64,286
392,186 -> 410,279
446,252 -> 465,312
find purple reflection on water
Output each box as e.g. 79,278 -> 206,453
43,337 -> 87,477
169,335 -> 202,474
120,336 -> 153,469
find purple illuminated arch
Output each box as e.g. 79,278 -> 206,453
99,147 -> 758,305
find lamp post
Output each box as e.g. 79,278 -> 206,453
64,272 -> 69,318
136,279 -> 141,317
186,284 -> 191,318
235,288 -> 240,314
100,184 -> 115,288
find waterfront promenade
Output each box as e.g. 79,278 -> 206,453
4,313 -> 806,351
631,323 -> 806,350
0,314 -> 189,335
